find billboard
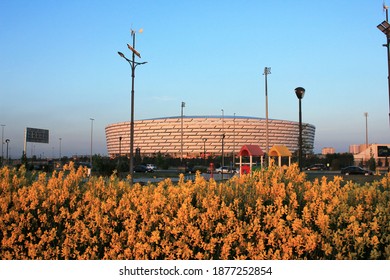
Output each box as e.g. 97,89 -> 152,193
26,127 -> 49,144
377,145 -> 390,157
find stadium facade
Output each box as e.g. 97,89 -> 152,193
105,116 -> 315,159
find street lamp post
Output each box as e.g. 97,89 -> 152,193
364,112 -> 369,149
221,133 -> 225,180
263,67 -> 271,165
181,101 -> 185,163
59,138 -> 62,161
233,113 -> 236,168
90,118 -> 94,174
118,29 -> 147,185
294,87 -> 305,171
203,138 -> 207,166
1,124 -> 5,166
5,139 -> 10,165
377,6 -> 390,125
364,112 -> 369,164
119,136 -> 122,157
221,109 -> 225,180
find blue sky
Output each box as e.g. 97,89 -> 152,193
0,0 -> 389,158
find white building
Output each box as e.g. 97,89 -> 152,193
350,144 -> 390,167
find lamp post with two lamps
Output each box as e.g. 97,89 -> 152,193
294,87 -> 305,171
118,29 -> 147,185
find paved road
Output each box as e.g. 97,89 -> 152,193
133,170 -> 384,184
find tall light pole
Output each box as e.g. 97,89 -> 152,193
118,28 -> 147,185
364,112 -> 369,150
203,138 -> 207,166
295,87 -> 305,171
90,118 -> 94,173
181,101 -> 185,163
59,137 -> 62,161
263,67 -> 271,164
364,112 -> 369,164
233,113 -> 236,168
221,109 -> 225,180
377,4 -> 390,125
1,124 -> 5,166
119,136 -> 122,157
5,139 -> 10,164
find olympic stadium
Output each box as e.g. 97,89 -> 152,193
105,116 -> 315,158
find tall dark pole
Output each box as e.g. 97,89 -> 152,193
295,87 -> 305,171
221,109 -> 224,180
90,118 -> 94,174
299,98 -> 302,170
181,102 -> 185,163
119,136 -> 122,157
221,133 -> 225,180
233,113 -> 236,168
5,139 -> 10,165
59,137 -> 62,161
387,8 -> 390,126
385,8 -> 390,126
130,33 -> 136,183
118,29 -> 147,185
377,5 -> 390,125
1,124 -> 5,166
264,67 -> 271,166
203,138 -> 207,166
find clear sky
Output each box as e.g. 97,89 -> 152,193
1,0 -> 389,159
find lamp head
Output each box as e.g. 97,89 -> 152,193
377,20 -> 390,35
295,87 -> 305,99
118,51 -> 125,58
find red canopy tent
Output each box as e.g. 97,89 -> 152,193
238,145 -> 264,175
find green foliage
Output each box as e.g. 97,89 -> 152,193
368,157 -> 376,171
325,153 -> 354,170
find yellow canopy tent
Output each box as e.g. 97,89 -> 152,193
268,145 -> 292,167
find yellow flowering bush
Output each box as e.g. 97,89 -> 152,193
0,162 -> 389,259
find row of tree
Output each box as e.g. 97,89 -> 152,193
13,151 -> 385,177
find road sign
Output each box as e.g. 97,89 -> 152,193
26,127 -> 49,144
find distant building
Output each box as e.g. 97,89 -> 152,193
349,144 -> 360,154
105,116 -> 316,158
351,144 -> 390,166
322,147 -> 335,155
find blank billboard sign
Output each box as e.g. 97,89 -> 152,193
378,145 -> 390,157
26,127 -> 49,144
